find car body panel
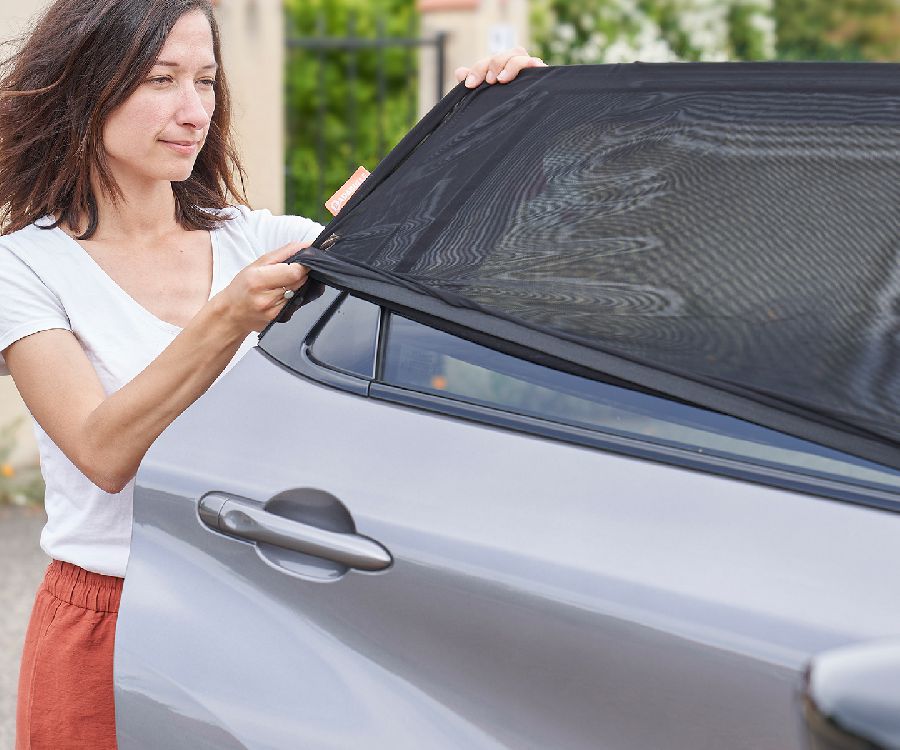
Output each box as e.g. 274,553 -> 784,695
116,345 -> 900,749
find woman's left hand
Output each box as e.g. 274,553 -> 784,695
455,47 -> 547,89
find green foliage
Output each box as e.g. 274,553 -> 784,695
774,0 -> 899,60
0,418 -> 44,506
728,2 -> 776,60
284,0 -> 419,223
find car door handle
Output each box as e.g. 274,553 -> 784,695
199,493 -> 392,572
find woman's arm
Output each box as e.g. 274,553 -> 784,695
4,241 -> 309,494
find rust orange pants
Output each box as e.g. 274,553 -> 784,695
16,560 -> 123,750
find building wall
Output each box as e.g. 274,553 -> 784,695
0,0 -> 285,466
418,0 -> 530,119
215,0 -> 285,213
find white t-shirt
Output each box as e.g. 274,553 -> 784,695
0,206 -> 323,577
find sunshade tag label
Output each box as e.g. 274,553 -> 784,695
325,166 -> 371,216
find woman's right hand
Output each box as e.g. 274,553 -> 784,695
214,241 -> 311,333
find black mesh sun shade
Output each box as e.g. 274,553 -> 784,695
293,62 -> 900,470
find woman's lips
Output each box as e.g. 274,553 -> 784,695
160,140 -> 200,155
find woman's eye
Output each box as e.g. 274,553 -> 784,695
198,78 -> 217,89
147,76 -> 172,86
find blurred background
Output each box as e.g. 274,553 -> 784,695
0,1 -> 897,745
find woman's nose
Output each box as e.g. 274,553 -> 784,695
176,85 -> 212,130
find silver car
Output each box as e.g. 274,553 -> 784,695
113,282 -> 900,749
115,62 -> 900,749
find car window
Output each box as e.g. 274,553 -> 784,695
307,294 -> 380,379
258,284 -> 342,370
380,313 -> 900,492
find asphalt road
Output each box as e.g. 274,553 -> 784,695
0,506 -> 49,750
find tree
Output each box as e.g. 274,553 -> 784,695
775,0 -> 900,60
284,0 -> 418,222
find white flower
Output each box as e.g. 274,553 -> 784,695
555,22 -> 576,43
603,39 -> 638,63
589,31 -> 608,48
549,0 -> 777,63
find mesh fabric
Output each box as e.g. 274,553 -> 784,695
295,63 -> 900,469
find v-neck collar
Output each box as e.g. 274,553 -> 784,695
53,223 -> 220,335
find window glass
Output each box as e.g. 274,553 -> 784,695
382,314 -> 900,491
258,285 -> 341,370
310,296 -> 381,379
308,294 -> 380,379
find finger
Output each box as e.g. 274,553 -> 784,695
285,265 -> 311,292
463,56 -> 491,88
275,269 -> 312,309
252,261 -> 309,293
256,240 -> 312,266
454,66 -> 470,83
271,280 -> 302,308
497,54 -> 545,83
281,263 -> 310,289
485,46 -> 528,84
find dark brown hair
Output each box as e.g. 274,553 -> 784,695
0,0 -> 247,239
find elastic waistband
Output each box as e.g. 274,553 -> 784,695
43,559 -> 124,614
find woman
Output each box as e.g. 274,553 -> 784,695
0,1 -> 545,747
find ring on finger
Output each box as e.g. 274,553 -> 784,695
282,287 -> 295,300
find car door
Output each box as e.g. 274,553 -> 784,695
115,287 -> 900,750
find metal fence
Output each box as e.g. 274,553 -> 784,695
285,12 -> 447,223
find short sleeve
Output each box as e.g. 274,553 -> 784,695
0,246 -> 71,376
231,206 -> 324,257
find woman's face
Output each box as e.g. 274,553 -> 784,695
101,10 -> 217,188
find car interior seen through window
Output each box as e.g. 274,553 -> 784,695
309,295 -> 900,493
